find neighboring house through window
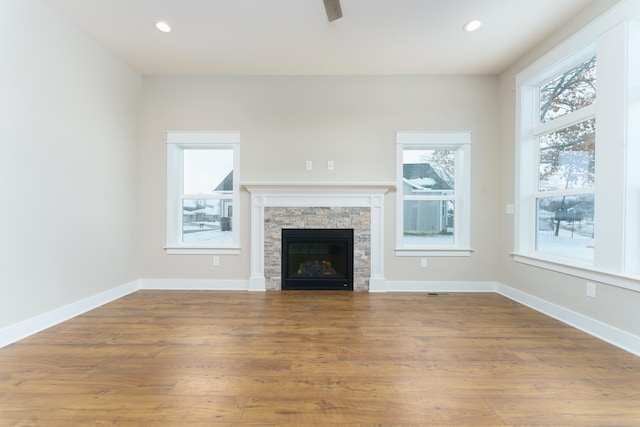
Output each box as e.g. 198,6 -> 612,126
166,132 -> 240,254
396,132 -> 472,257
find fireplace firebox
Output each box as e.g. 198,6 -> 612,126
281,228 -> 354,290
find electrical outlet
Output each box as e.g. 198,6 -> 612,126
213,256 -> 220,266
586,282 -> 597,298
327,160 -> 334,170
305,160 -> 312,170
505,204 -> 514,214
420,258 -> 428,268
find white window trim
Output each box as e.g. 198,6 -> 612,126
513,1 -> 640,291
395,131 -> 472,257
165,131 -> 240,255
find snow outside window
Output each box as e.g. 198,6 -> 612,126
534,56 -> 596,262
396,132 -> 471,257
166,132 -> 240,255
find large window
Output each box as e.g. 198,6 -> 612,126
515,4 -> 640,289
396,132 -> 471,256
166,132 -> 240,254
535,56 -> 596,262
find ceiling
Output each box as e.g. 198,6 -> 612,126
45,0 -> 593,76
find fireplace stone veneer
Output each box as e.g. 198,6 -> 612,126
244,183 -> 392,291
268,208 -> 366,290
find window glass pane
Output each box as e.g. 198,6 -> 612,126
540,56 -> 596,123
538,119 -> 595,191
403,149 -> 455,193
403,200 -> 454,246
536,194 -> 594,261
183,149 -> 233,195
182,199 -> 233,244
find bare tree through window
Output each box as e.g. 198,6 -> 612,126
535,56 -> 596,258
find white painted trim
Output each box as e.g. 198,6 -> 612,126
166,132 -> 241,253
395,249 -> 473,257
396,131 -> 472,145
535,104 -> 596,135
248,277 -> 266,291
378,280 -> 497,293
164,247 -> 241,255
0,280 -> 140,349
368,277 -> 387,292
244,183 -> 392,291
166,131 -> 240,144
140,279 -> 250,291
513,253 -> 640,293
396,132 -> 472,254
242,182 -> 395,191
496,283 -> 640,357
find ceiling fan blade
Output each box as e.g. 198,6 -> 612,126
323,0 -> 343,22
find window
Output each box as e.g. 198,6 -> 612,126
396,132 -> 471,256
166,132 -> 240,254
514,4 -> 640,290
534,56 -> 596,262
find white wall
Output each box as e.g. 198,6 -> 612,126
4,0 -> 636,353
139,75 -> 501,283
497,0 -> 640,337
0,0 -> 141,329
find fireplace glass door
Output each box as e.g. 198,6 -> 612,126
282,229 -> 354,290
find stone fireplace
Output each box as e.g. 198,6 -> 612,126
243,183 -> 392,291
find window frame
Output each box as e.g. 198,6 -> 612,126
396,131 -> 472,257
532,54 -> 597,263
513,2 -> 640,292
165,131 -> 240,255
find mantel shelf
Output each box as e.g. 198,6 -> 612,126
242,182 -> 395,194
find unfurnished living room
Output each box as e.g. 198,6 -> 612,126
1,0 -> 640,425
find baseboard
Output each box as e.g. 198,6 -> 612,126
0,279 -> 140,349
140,279 -> 250,291
496,283 -> 640,357
381,280 -> 498,293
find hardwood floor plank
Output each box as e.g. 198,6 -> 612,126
486,397 -> 640,425
391,375 -> 630,399
0,393 -> 246,423
240,396 -> 503,424
1,290 -> 639,426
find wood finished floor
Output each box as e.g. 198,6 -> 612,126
1,291 -> 639,426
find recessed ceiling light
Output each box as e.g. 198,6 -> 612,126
155,21 -> 171,33
463,19 -> 482,32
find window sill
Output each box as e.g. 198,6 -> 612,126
395,248 -> 473,257
512,252 -> 640,293
164,246 -> 241,255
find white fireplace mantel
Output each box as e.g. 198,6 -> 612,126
243,182 -> 394,291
